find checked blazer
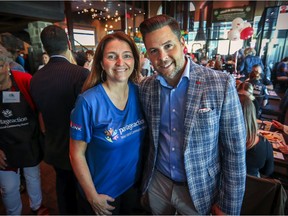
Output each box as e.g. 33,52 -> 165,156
139,59 -> 246,215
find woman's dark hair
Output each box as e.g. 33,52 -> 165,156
82,31 -> 140,92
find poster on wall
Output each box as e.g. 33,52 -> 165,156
213,6 -> 254,22
276,5 -> 288,30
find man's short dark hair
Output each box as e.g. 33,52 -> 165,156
40,25 -> 69,56
139,14 -> 181,44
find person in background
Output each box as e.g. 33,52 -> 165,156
276,57 -> 288,91
248,64 -> 273,90
138,14 -> 246,215
272,120 -> 288,135
276,57 -> 288,81
0,53 -> 48,215
83,50 -> 94,71
70,32 -> 147,215
214,60 -> 223,71
248,70 -> 269,107
206,59 -> 215,69
74,51 -> 87,67
30,25 -> 89,215
15,50 -> 26,69
239,47 -> 264,79
140,52 -> 152,77
38,52 -> 50,70
238,94 -> 274,177
237,82 -> 261,118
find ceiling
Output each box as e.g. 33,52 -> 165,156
71,0 -> 145,22
0,1 -> 145,43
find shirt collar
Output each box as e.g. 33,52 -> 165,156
50,55 -> 69,62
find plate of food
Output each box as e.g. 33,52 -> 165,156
258,130 -> 286,149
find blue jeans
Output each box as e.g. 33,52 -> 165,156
0,165 -> 42,215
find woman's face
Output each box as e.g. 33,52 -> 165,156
101,39 -> 135,84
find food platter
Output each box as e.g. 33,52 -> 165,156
258,130 -> 286,149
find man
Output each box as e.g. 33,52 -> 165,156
30,25 -> 89,214
138,15 -> 246,215
239,47 -> 264,79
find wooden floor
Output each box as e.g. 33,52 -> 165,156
0,162 -> 58,215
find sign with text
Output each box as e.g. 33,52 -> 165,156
276,5 -> 288,30
213,6 -> 254,22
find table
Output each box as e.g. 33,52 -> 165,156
258,120 -> 288,189
267,90 -> 281,100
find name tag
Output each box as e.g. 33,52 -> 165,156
2,91 -> 20,103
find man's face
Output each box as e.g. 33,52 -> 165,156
144,26 -> 186,81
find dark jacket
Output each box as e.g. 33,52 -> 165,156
30,56 -> 89,170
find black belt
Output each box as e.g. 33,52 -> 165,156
157,170 -> 188,186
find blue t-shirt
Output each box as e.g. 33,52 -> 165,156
70,82 -> 147,198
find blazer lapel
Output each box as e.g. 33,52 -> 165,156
151,79 -> 161,149
183,65 -> 205,150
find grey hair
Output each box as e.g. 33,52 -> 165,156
0,50 -> 13,64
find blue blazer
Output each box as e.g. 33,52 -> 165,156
139,59 -> 246,215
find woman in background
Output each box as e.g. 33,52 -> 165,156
237,82 -> 261,118
238,94 -> 274,177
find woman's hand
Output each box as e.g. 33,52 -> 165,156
272,120 -> 284,131
90,194 -> 115,215
279,145 -> 288,154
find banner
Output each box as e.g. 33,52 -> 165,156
213,6 -> 254,22
276,5 -> 288,30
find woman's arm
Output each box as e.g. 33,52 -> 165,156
69,139 -> 115,215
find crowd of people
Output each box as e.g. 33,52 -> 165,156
0,14 -> 287,215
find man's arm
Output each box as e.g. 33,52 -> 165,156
217,75 -> 247,215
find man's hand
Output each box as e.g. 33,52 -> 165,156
211,204 -> 226,215
0,149 -> 7,170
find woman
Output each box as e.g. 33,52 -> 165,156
237,82 -> 261,118
0,54 -> 47,215
69,32 -> 147,215
248,69 -> 269,106
238,94 -> 274,177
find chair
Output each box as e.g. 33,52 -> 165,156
241,175 -> 287,215
260,88 -> 288,123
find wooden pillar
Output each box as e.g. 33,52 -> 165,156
64,1 -> 75,51
183,1 -> 189,31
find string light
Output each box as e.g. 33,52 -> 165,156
74,0 -> 144,22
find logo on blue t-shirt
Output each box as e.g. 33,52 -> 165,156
104,128 -> 119,142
